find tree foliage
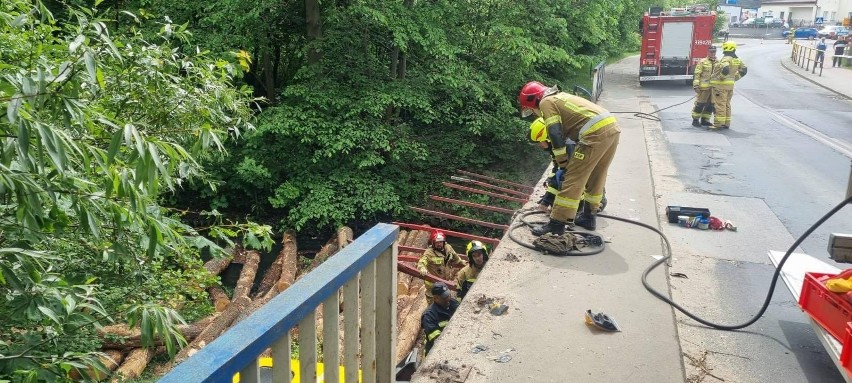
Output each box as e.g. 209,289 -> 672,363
0,0 -> 271,380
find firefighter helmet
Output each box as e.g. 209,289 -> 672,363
466,240 -> 488,257
529,117 -> 548,143
722,41 -> 737,52
430,231 -> 446,246
518,81 -> 549,117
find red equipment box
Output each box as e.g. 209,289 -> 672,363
799,272 -> 852,342
841,323 -> 852,377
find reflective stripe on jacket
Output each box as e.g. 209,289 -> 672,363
693,58 -> 715,89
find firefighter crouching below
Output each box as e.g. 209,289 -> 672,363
421,282 -> 459,355
710,41 -> 747,130
417,231 -> 466,303
455,241 -> 490,300
518,81 -> 621,235
529,117 -> 575,211
529,117 -> 607,214
692,45 -> 717,127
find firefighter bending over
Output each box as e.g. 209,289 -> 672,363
455,241 -> 490,300
692,45 -> 717,127
518,81 -> 621,234
421,282 -> 459,354
710,41 -> 747,130
417,231 -> 466,303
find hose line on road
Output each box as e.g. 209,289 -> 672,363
507,209 -> 606,256
601,194 -> 852,330
610,95 -> 696,122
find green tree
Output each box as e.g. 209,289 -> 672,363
0,0 -> 272,380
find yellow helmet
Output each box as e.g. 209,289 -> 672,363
529,117 -> 548,143
722,41 -> 737,52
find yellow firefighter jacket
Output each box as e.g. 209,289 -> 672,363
711,55 -> 747,90
693,57 -> 716,89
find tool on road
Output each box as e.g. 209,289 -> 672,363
585,309 -> 621,332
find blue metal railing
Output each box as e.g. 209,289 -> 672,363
158,223 -> 399,383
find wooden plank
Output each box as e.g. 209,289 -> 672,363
299,311 -> 317,383
271,333 -> 291,383
343,277 -> 359,383
375,247 -> 397,383
767,250 -> 851,383
323,291 -> 340,383
238,358 -> 259,383
360,260 -> 377,383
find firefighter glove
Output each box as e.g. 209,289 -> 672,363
555,153 -> 571,169
721,66 -> 730,75
555,169 -> 565,183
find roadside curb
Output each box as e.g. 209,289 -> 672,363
779,56 -> 852,99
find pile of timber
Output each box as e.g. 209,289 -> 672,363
92,225 -> 431,381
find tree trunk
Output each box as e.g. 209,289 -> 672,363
254,235 -> 292,298
306,0 -> 322,64
262,50 -> 276,101
204,252 -> 233,276
208,285 -> 230,312
337,226 -> 353,249
99,316 -> 216,349
110,347 -> 158,382
70,349 -> 124,381
305,227 -> 351,274
232,250 -> 260,300
264,230 -> 298,300
171,295 -> 252,365
395,282 -> 426,364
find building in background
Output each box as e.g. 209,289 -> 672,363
720,0 -> 762,25
757,0 -> 852,26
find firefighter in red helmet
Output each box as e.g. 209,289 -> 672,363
518,81 -> 621,235
417,231 -> 466,303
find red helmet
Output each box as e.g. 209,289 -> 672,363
430,231 -> 446,246
518,81 -> 549,117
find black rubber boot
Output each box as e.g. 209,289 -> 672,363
531,219 -> 566,236
700,118 -> 712,126
691,118 -> 700,127
574,211 -> 597,231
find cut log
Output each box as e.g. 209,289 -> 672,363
203,252 -> 233,277
396,283 -> 427,364
264,230 -> 298,300
253,234 -> 294,298
110,347 -> 158,382
69,349 -> 124,381
232,251 -> 260,300
208,285 -> 230,312
306,235 -> 340,273
171,295 -> 252,366
337,226 -> 354,249
99,316 -> 215,350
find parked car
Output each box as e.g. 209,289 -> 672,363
818,25 -> 849,39
782,27 -> 818,39
740,18 -> 755,27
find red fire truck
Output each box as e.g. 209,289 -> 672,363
639,6 -> 716,85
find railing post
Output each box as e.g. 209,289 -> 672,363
322,291 -> 341,383
360,260 -> 377,382
343,276 -> 360,383
271,335 -> 291,383
299,311 -> 318,382
375,246 -> 398,383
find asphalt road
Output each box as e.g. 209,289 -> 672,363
634,38 -> 852,382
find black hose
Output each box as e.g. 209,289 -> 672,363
611,95 -> 696,122
599,193 -> 852,330
508,209 -> 605,256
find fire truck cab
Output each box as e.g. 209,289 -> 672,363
639,6 -> 716,85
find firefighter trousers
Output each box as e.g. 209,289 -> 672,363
712,88 -> 733,128
551,124 -> 620,223
691,88 -> 713,120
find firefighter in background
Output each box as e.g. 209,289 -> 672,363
787,27 -> 796,44
455,241 -> 490,300
518,81 -> 621,234
420,282 -> 459,354
529,118 -> 607,213
710,41 -> 748,130
417,231 -> 466,303
691,45 -> 717,127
